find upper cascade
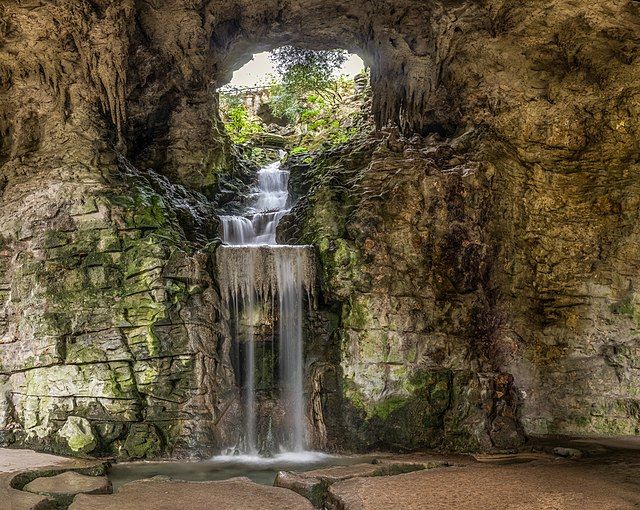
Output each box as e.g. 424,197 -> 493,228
220,160 -> 291,246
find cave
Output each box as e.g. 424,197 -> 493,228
1,0 -> 640,508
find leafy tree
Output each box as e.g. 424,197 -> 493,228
268,46 -> 348,121
270,46 -> 348,94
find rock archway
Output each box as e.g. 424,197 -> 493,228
0,0 -> 639,458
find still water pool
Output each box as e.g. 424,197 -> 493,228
108,452 -> 374,491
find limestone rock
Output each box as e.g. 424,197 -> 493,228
274,471 -> 326,508
0,489 -> 54,510
58,418 -> 97,455
552,447 -> 583,459
1,0 -> 639,458
275,461 -> 429,507
325,464 -> 640,510
122,424 -> 162,459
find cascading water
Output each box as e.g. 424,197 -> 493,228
219,161 -> 290,246
217,158 -> 315,455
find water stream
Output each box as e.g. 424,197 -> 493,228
217,158 -> 314,455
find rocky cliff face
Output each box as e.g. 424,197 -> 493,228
0,0 -> 639,457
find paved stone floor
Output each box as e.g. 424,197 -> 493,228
1,438 -> 640,509
0,448 -> 77,474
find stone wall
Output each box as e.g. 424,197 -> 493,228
283,130 -> 524,450
0,156 -> 242,457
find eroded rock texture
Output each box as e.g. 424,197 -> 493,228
0,0 -> 639,456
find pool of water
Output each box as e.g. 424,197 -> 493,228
108,451 -> 375,491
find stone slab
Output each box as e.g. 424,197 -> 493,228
326,463 -> 640,510
69,477 -> 314,510
0,449 -> 73,474
0,448 -> 106,510
1,489 -> 54,510
275,456 -> 446,507
24,471 -> 111,506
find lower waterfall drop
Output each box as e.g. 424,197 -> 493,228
217,158 -> 315,455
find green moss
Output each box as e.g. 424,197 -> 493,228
343,297 -> 371,330
256,346 -> 278,390
341,369 -> 457,450
137,365 -> 160,386
4,178 -> 205,457
343,379 -> 367,411
371,463 -> 426,477
609,293 -> 640,325
58,416 -> 97,454
370,396 -> 409,420
123,423 -> 162,459
145,326 -> 161,357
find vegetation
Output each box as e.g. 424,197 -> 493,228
270,47 -> 348,96
219,47 -> 371,156
268,47 -> 349,124
219,94 -> 264,144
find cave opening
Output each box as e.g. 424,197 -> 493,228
216,46 -> 369,167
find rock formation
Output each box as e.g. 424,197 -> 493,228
0,0 -> 639,457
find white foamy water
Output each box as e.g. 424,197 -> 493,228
218,158 -> 315,456
220,160 -> 291,246
209,451 -> 335,467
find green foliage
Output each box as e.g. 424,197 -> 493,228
219,94 -> 264,143
271,46 -> 348,94
283,76 -> 366,152
218,49 -> 370,158
267,46 -> 349,123
290,146 -> 309,155
268,82 -> 302,123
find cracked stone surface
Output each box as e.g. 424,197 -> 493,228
0,448 -> 106,510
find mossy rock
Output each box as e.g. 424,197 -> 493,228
58,416 -> 98,454
123,423 -> 163,459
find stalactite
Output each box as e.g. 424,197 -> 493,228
216,246 -> 316,307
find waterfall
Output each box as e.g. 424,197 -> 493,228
217,158 -> 314,454
275,250 -> 306,452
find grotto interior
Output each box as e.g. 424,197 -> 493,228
1,0 -> 640,508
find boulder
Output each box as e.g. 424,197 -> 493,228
58,417 -> 97,454
274,471 -> 326,508
23,471 -> 112,508
552,447 -> 584,459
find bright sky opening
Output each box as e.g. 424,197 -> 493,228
225,52 -> 365,89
